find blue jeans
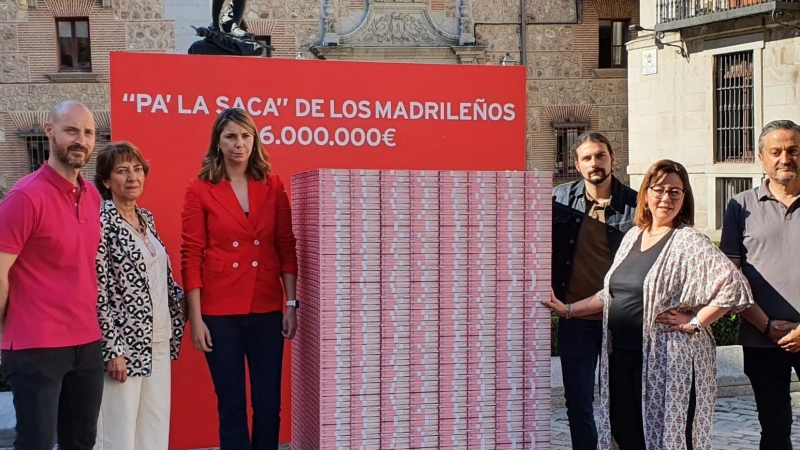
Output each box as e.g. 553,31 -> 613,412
558,318 -> 602,450
203,312 -> 285,450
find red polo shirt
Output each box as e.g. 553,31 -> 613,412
0,162 -> 102,350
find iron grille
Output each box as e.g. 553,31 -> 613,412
26,136 -> 50,173
26,133 -> 111,175
716,177 -> 753,228
658,0 -> 784,23
715,51 -> 755,163
554,127 -> 585,182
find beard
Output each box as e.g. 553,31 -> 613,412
53,136 -> 90,169
771,162 -> 799,185
584,168 -> 611,185
773,170 -> 798,184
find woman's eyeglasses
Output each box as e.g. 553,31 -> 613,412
648,186 -> 685,201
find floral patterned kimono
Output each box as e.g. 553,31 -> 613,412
595,225 -> 754,449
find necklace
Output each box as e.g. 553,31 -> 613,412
121,211 -> 157,257
647,227 -> 672,238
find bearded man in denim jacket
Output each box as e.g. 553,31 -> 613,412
552,132 -> 637,450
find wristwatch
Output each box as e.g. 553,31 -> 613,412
689,316 -> 702,333
286,299 -> 300,309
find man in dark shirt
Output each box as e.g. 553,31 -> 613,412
720,120 -> 800,450
552,132 -> 637,450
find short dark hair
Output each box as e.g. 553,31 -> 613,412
758,120 -> 800,154
93,141 -> 150,201
634,159 -> 694,229
571,132 -> 614,159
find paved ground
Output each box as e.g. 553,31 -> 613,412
5,394 -> 797,449
552,393 -> 800,449
196,394 -> 800,450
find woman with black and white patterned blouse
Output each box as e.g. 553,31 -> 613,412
93,141 -> 186,450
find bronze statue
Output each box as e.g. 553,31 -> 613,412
213,0 -> 248,37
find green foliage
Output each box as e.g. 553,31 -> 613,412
550,313 -> 740,356
551,313 -> 559,356
711,314 -> 740,346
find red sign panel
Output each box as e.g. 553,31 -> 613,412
109,51 -> 526,449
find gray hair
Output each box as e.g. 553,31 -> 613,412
758,120 -> 800,154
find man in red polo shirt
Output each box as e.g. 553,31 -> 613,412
0,100 -> 104,450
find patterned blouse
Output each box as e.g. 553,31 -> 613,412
595,225 -> 754,449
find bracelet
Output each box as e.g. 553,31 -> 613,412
565,303 -> 573,320
764,319 -> 774,337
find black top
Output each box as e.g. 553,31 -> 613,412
608,229 -> 674,350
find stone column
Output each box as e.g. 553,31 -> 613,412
322,0 -> 339,45
458,0 -> 475,45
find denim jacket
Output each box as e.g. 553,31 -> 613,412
552,176 -> 637,301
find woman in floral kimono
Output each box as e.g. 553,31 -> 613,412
544,159 -> 753,449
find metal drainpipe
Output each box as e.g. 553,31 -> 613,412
519,0 -> 527,66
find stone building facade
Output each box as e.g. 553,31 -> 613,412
0,0 -> 174,188
0,0 -> 638,189
626,0 -> 800,238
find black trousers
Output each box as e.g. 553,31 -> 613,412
609,346 -> 696,450
204,312 -> 285,450
558,318 -> 603,450
743,346 -> 800,450
1,340 -> 104,450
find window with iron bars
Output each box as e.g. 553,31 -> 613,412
716,177 -> 753,229
715,51 -> 755,163
554,126 -> 586,182
26,135 -> 49,173
26,133 -> 111,174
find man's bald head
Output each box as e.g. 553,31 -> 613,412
47,100 -> 93,126
45,100 -> 96,171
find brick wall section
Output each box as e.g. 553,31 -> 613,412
87,8 -> 127,83
0,115 -> 27,185
0,0 -> 173,186
19,4 -> 59,84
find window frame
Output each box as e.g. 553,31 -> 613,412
715,177 -> 753,229
598,19 -> 629,69
56,17 -> 92,72
554,124 -> 588,183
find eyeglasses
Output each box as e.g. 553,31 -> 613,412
648,186 -> 685,201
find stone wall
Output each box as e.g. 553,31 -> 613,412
762,25 -> 800,121
0,0 -> 26,22
126,22 -> 175,50
0,53 -> 27,82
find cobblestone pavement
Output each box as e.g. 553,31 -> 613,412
552,393 -> 800,449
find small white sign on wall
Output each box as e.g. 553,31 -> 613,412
643,49 -> 658,75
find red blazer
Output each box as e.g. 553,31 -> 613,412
180,175 -> 297,315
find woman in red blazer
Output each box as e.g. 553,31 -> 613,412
180,108 -> 298,450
